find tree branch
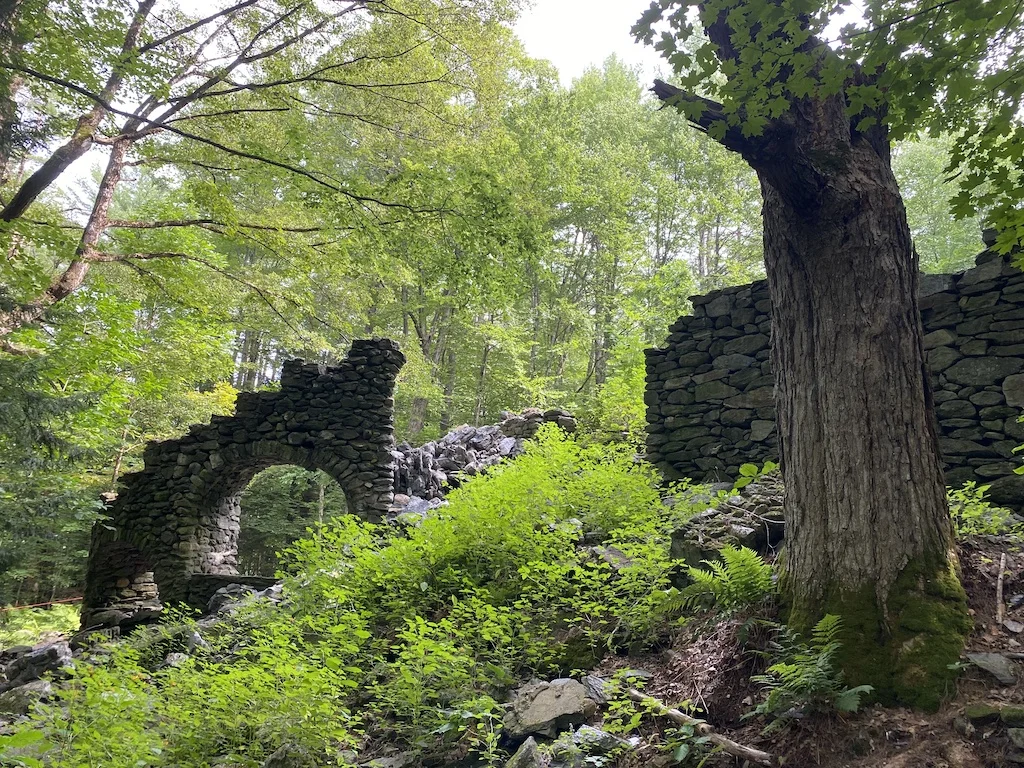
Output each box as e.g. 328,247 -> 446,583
651,79 -> 749,153
0,0 -> 156,222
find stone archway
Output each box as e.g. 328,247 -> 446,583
81,338 -> 405,628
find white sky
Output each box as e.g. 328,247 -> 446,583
513,0 -> 666,84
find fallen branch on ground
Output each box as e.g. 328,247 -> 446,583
626,687 -> 778,766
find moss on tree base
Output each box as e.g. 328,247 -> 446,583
787,551 -> 971,711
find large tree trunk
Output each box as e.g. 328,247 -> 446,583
654,72 -> 969,709
757,128 -> 968,709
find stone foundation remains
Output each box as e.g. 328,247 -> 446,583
81,339 -> 405,628
645,249 -> 1024,508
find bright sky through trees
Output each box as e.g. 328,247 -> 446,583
514,0 -> 663,83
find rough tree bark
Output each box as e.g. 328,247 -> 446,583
654,50 -> 969,709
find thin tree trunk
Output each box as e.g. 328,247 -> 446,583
439,346 -> 456,434
474,342 -> 492,425
0,0 -> 26,182
0,0 -> 154,223
0,134 -> 132,335
407,397 -> 428,438
110,423 -> 131,488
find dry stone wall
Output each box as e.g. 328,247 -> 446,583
81,339 -> 405,628
645,250 -> 1024,508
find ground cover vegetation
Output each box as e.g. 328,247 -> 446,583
3,429 -> 713,766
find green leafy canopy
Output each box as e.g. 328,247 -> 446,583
633,0 -> 1024,252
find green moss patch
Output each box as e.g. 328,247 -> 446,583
789,552 -> 971,711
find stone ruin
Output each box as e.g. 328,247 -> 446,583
645,247 -> 1024,508
80,336 -> 579,630
80,339 -> 405,629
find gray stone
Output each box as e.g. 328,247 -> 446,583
927,346 -> 962,371
724,387 -> 775,409
503,679 -> 596,739
967,652 -> 1017,685
960,257 -> 1004,286
989,475 -> 1024,507
712,353 -> 757,371
721,409 -> 754,426
694,381 -> 740,401
749,420 -> 776,441
1004,374 -> 1024,408
572,725 -> 629,754
920,273 -> 955,296
2,641 -> 72,691
937,400 -> 976,419
581,674 -> 613,704
505,738 -> 543,768
0,680 -> 51,715
705,295 -> 732,318
946,358 -> 1023,386
723,334 -> 770,356
923,329 -> 957,349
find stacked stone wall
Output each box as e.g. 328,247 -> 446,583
645,251 -> 1024,508
81,338 -> 405,628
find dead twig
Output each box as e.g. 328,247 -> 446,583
625,687 -> 778,766
997,552 -> 1008,628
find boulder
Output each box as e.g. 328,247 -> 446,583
504,738 -> 543,768
0,680 -> 51,715
1,641 -> 71,692
967,652 -> 1017,685
503,679 -> 597,739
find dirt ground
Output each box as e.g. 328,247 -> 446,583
594,534 -> 1024,768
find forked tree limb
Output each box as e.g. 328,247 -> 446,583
626,688 -> 778,766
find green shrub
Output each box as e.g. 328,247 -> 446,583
948,481 -> 1021,537
14,427 -> 714,766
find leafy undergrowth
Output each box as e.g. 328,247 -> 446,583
4,434 -> 1023,768
4,427 -> 713,767
0,606 -> 80,649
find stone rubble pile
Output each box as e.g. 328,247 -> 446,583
669,474 -> 786,567
391,408 -> 576,513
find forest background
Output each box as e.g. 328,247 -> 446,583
0,0 -> 985,605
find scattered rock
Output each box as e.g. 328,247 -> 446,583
1004,706 -> 1024,727
503,679 -> 597,740
965,703 -> 1002,725
1010,729 -> 1024,750
967,652 -> 1017,685
391,409 -> 575,507
0,680 -> 51,715
262,744 -> 316,768
1,641 -> 72,692
504,737 -> 542,768
669,474 -> 785,567
162,652 -> 189,668
572,725 -> 629,754
581,674 -> 613,705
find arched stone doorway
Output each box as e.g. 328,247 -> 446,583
81,339 -> 405,629
236,466 -> 346,575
